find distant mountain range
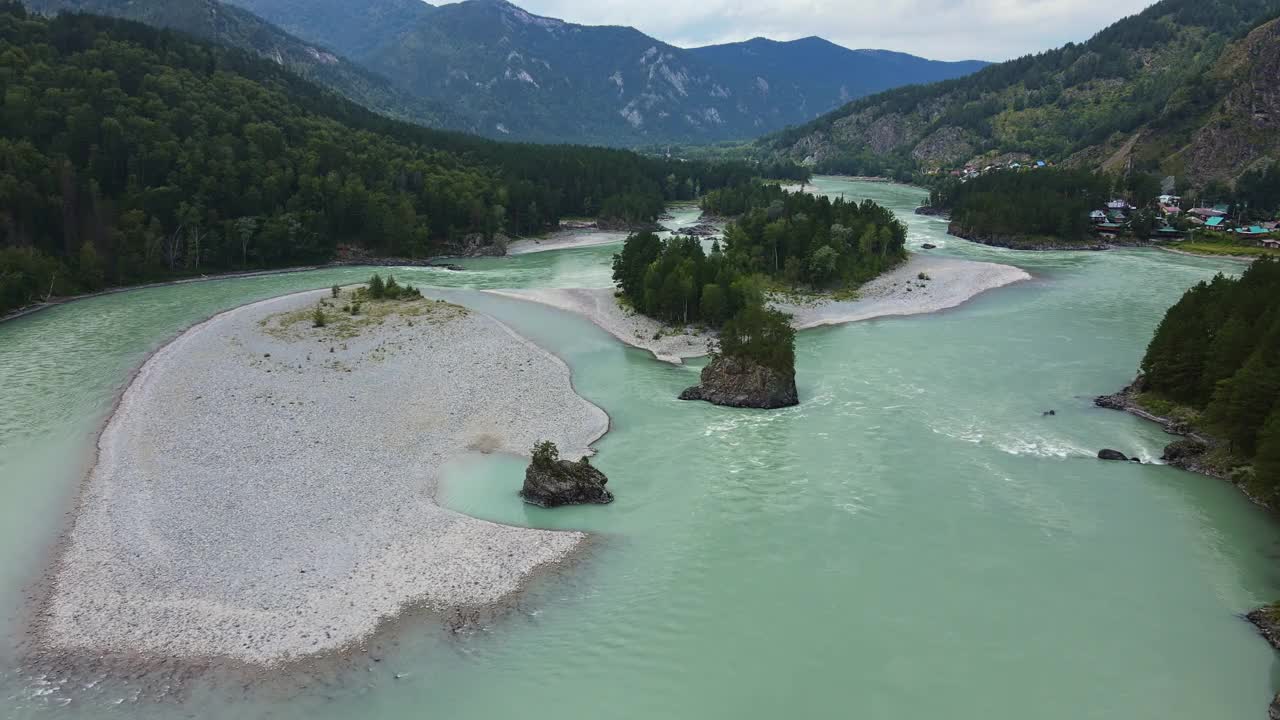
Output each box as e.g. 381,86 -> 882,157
762,0 -> 1280,186
45,0 -> 982,145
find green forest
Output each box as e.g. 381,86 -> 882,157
613,186 -> 906,327
0,4 -> 774,314
930,169 -> 1115,243
1139,257 -> 1280,499
611,186 -> 906,371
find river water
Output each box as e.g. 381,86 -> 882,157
1,179 -> 1276,719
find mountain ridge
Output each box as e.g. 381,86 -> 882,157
761,0 -> 1280,185
224,0 -> 989,145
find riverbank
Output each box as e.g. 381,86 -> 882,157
507,229 -> 630,256
31,287 -> 609,668
775,255 -> 1031,329
1093,382 -> 1269,506
489,255 -> 1030,363
1157,245 -> 1262,262
487,287 -> 713,364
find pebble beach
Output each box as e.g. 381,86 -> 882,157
34,288 -> 609,666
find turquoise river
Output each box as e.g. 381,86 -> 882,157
1,178 -> 1277,719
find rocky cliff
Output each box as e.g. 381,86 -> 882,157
679,354 -> 799,410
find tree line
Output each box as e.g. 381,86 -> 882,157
930,169 -> 1115,242
0,4 -> 791,314
1140,257 -> 1280,498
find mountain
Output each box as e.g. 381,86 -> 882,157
1080,13 -> 1280,187
763,0 -> 1280,185
225,0 -> 989,145
23,0 -> 471,131
209,0 -> 435,60
689,37 -> 987,109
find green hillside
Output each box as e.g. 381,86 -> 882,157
764,0 -> 1280,185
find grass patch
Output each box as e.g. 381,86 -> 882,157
260,290 -> 467,342
1175,242 -> 1279,258
1133,392 -> 1202,426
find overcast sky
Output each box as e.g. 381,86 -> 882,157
437,0 -> 1159,62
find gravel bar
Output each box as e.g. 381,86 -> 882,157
37,288 -> 608,666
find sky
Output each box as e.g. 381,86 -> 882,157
437,0 -> 1160,62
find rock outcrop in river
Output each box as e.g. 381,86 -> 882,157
520,441 -> 614,508
679,355 -> 799,409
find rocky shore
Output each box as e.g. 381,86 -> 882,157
34,288 -> 609,667
1093,382 -> 1228,482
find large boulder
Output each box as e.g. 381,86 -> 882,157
520,444 -> 613,508
679,354 -> 799,409
1097,449 -> 1130,461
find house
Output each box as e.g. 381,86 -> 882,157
1158,194 -> 1181,206
1160,204 -> 1182,216
1106,199 -> 1130,211
1213,203 -> 1232,215
1090,210 -> 1107,223
1262,238 -> 1280,250
1190,207 -> 1227,219
1205,216 -> 1227,228
1155,225 -> 1184,240
1236,225 -> 1271,238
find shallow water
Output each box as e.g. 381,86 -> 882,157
2,179 -> 1277,719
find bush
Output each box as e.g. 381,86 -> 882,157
312,305 -> 327,328
531,440 -> 560,468
331,285 -> 340,298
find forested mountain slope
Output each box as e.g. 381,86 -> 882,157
0,4 -> 760,314
764,0 -> 1280,183
23,0 -> 471,130
225,0 -> 988,145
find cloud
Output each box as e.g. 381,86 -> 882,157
437,0 -> 1158,61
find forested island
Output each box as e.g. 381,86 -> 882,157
1099,257 -> 1280,503
0,4 -> 794,316
611,184 -> 908,407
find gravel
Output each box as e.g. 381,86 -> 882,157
38,289 -> 608,666
490,255 -> 1029,362
775,255 -> 1031,329
486,288 -> 713,364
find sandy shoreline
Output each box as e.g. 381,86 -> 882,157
33,288 -> 609,667
490,255 -> 1030,363
488,287 -> 713,364
777,254 -> 1032,329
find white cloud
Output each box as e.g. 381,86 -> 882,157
436,0 -> 1159,61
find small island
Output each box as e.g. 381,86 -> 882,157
520,441 -> 614,507
35,274 -> 609,666
680,303 -> 798,409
